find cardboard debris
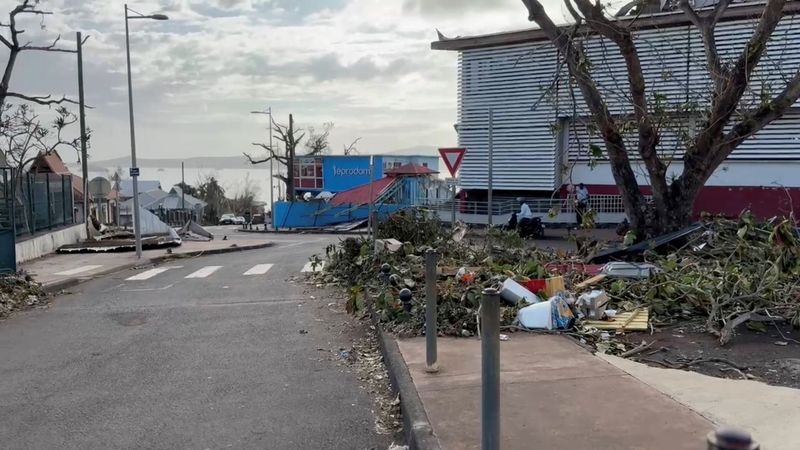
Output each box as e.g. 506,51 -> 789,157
583,308 -> 649,331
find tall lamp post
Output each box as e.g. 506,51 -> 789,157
250,108 -> 274,230
125,4 -> 169,258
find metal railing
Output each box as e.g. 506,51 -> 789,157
418,194 -> 632,216
0,171 -> 76,237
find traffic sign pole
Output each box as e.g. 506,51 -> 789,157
439,148 -> 467,229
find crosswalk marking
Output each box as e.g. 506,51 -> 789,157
185,266 -> 222,279
126,267 -> 176,281
301,261 -> 325,273
243,264 -> 274,276
55,265 -> 103,276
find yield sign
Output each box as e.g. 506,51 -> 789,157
438,147 -> 466,177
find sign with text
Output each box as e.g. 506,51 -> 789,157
321,155 -> 384,192
129,167 -> 140,177
438,148 -> 466,177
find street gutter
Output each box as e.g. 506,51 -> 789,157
368,307 -> 441,450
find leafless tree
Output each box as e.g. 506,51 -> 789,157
343,137 -> 362,155
520,0 -> 800,236
1,1 -> 82,110
244,113 -> 306,200
305,122 -> 333,155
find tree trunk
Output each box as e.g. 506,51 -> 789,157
285,114 -> 296,201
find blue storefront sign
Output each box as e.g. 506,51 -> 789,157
322,156 -> 384,193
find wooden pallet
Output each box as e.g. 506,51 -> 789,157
583,308 -> 649,331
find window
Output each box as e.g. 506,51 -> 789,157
293,157 -> 323,189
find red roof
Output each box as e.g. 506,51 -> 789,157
32,151 -> 70,175
330,177 -> 396,207
384,163 -> 438,177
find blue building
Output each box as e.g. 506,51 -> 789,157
293,154 -> 438,195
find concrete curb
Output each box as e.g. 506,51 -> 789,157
370,316 -> 441,450
40,242 -> 274,294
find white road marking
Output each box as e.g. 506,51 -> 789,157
301,261 -> 326,273
243,264 -> 274,276
185,266 -> 222,279
55,265 -> 104,276
125,267 -> 178,281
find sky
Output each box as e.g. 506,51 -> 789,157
1,0 -> 569,163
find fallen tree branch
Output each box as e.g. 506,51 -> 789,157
620,340 -> 656,358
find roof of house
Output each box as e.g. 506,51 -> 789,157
431,2 -> 800,51
330,177 -> 396,207
119,179 -> 162,198
30,151 -> 71,175
121,189 -> 168,209
385,163 -> 438,176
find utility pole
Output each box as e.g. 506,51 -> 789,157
250,107 -> 275,230
181,161 -> 186,221
76,32 -> 89,234
488,108 -> 494,227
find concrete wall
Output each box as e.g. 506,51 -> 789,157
15,224 -> 86,264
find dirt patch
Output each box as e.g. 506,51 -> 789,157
621,322 -> 800,388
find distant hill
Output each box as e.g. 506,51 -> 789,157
89,145 -> 439,171
88,156 -> 252,172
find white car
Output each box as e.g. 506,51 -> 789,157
219,214 -> 236,225
233,216 -> 246,225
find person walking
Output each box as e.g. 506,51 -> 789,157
575,183 -> 590,227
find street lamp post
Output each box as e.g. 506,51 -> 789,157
125,4 -> 168,259
250,108 -> 274,230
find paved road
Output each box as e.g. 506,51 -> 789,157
0,234 -> 391,449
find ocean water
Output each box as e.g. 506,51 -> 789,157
71,164 -> 282,206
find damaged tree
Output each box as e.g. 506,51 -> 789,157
244,113 -> 306,200
1,0 -> 80,109
520,0 -> 800,237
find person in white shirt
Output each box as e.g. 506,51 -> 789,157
575,183 -> 590,226
519,199 -> 533,221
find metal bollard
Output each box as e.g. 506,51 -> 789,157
425,249 -> 439,373
480,288 -> 500,450
707,427 -> 759,450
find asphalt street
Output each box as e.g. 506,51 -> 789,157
0,231 -> 392,449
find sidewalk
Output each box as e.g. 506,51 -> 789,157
21,239 -> 273,291
396,334 -> 712,450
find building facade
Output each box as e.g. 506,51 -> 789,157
434,2 -> 800,218
292,154 -> 439,194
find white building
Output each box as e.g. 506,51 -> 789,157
433,1 -> 800,219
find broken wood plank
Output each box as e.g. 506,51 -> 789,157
583,309 -> 649,331
574,274 -> 608,290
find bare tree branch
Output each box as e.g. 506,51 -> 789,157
6,92 -> 78,106
680,0 -> 728,87
343,137 -> 362,155
20,34 -> 76,53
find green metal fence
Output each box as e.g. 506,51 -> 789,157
0,170 -> 76,237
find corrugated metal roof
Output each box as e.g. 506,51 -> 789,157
330,178 -> 396,206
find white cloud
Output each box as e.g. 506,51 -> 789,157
1,0 -> 563,159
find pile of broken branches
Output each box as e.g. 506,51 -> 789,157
0,273 -> 47,319
595,213 -> 800,344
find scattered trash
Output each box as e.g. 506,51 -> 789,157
0,273 -> 48,318
576,290 -> 609,320
499,334 -> 510,341
298,329 -> 309,334
600,262 -> 658,279
775,341 -> 789,346
500,278 -> 539,305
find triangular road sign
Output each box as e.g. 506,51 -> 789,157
438,147 -> 466,177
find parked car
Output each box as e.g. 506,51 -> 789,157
233,216 -> 246,225
219,214 -> 236,225
251,213 -> 265,225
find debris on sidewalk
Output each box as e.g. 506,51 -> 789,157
310,209 -> 800,367
0,273 -> 48,318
